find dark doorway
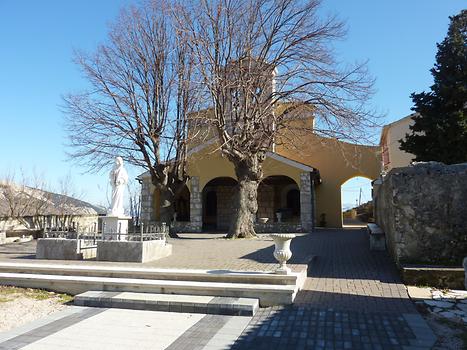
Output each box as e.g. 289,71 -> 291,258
286,189 -> 300,217
202,177 -> 237,230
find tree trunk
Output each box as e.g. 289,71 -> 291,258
158,186 -> 179,238
227,164 -> 260,239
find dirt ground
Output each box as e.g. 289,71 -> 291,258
0,286 -> 72,332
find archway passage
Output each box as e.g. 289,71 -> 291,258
258,175 -> 300,223
174,185 -> 190,222
341,176 -> 373,227
202,177 -> 237,230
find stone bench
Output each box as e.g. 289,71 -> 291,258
367,223 -> 386,251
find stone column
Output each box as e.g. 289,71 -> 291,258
140,178 -> 154,225
300,172 -> 313,233
189,176 -> 202,232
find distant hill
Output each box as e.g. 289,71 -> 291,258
343,200 -> 374,222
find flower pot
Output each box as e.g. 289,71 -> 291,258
270,233 -> 295,275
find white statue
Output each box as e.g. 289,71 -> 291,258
109,157 -> 128,216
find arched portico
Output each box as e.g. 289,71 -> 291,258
257,175 -> 300,223
201,177 -> 237,230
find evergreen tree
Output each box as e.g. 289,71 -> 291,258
400,10 -> 467,164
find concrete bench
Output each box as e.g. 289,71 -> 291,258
367,223 -> 386,251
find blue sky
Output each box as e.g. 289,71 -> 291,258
0,1 -> 464,208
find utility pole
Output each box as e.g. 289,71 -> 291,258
358,188 -> 362,206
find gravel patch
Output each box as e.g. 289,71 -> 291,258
0,286 -> 71,332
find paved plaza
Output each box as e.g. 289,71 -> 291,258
0,229 -> 437,349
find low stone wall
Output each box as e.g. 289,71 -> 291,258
255,222 -> 302,233
36,238 -> 81,260
402,266 -> 465,290
172,221 -> 203,233
97,240 -> 172,263
374,162 -> 467,266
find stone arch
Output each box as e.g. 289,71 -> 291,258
340,175 -> 374,227
202,177 -> 238,230
258,175 -> 300,222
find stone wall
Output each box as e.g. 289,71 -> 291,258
255,222 -> 302,233
300,172 -> 313,232
375,162 -> 467,266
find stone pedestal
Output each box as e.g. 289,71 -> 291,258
101,216 -> 131,240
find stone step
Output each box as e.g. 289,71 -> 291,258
0,272 -> 297,306
0,261 -> 305,286
74,291 -> 259,316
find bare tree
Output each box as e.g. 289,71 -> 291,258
64,0 -> 199,230
175,0 -> 379,238
0,170 -> 51,229
127,179 -> 142,227
0,171 -> 93,231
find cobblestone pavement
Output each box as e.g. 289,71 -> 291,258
0,229 -> 437,349
294,229 -> 415,314
232,229 -> 436,349
0,233 -> 314,272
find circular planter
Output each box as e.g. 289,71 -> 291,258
270,233 -> 295,275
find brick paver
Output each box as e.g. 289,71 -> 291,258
0,233 -> 314,272
233,228 -> 434,350
294,229 -> 416,314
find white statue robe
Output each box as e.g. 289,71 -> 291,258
109,164 -> 128,216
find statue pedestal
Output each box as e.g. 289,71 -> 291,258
101,215 -> 131,241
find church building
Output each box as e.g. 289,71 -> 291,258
138,59 -> 380,232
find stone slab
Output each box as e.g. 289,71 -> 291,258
0,272 -> 298,306
74,291 -> 259,316
0,261 -> 306,286
407,286 -> 432,300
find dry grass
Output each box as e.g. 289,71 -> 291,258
0,285 -> 73,303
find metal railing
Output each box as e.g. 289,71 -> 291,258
43,222 -> 168,243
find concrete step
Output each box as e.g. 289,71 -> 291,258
74,291 -> 259,316
0,272 -> 297,306
0,261 -> 305,286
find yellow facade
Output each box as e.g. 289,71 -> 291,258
276,135 -> 380,227
184,131 -> 380,228
143,112 -> 381,229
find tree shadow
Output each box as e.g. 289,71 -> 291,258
231,295 -> 420,350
